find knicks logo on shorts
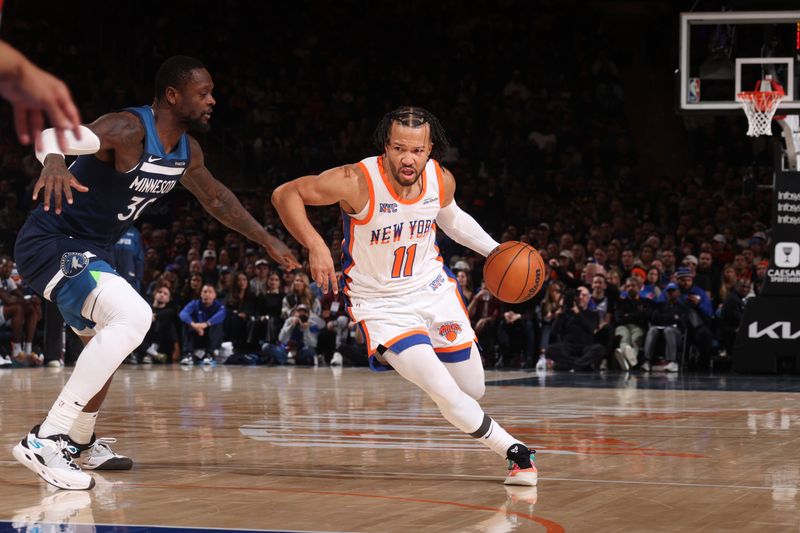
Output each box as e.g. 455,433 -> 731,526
59,252 -> 90,278
438,321 -> 462,343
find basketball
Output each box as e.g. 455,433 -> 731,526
482,241 -> 546,304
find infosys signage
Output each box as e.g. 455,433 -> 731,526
763,173 -> 800,296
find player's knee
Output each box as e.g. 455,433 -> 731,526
93,279 -> 151,343
126,296 -> 152,341
461,381 -> 485,401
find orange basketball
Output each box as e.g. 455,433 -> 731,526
483,241 -> 546,304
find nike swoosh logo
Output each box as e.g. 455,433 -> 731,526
147,155 -> 162,163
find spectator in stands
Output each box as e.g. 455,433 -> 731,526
732,253 -> 752,282
613,276 -> 651,371
643,282 -> 687,372
716,264 -> 737,310
588,272 -> 615,367
249,258 -> 271,296
719,278 -> 750,357
281,271 -> 321,319
753,260 -> 768,295
179,284 -> 226,365
641,266 -> 662,300
536,280 -> 564,355
545,286 -> 606,371
467,281 -> 501,367
620,248 -> 636,279
674,267 -> 715,370
0,256 -> 42,365
659,249 -> 677,286
262,303 -> 324,365
454,265 -> 474,304
112,227 -> 144,293
748,232 -> 768,266
201,249 -> 220,286
317,271 -> 350,365
215,266 -> 234,301
137,284 -> 179,364
179,272 -> 203,306
639,244 -> 655,270
695,250 -> 718,299
261,270 -> 284,343
225,271 -> 262,354
496,299 -> 535,369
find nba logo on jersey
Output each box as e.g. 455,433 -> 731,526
379,202 -> 398,213
60,252 -> 89,278
438,321 -> 462,343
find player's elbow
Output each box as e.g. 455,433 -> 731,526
271,183 -> 291,209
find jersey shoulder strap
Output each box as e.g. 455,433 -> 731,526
123,106 -> 191,162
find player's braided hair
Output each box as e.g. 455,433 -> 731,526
373,106 -> 449,161
154,55 -> 207,101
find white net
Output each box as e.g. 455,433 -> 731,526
737,91 -> 785,137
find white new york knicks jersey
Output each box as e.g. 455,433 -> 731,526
341,156 -> 446,298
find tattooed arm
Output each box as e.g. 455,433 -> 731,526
32,111 -> 142,213
181,136 -> 299,270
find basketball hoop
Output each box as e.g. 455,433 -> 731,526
736,77 -> 786,137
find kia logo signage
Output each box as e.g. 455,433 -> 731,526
748,321 -> 800,340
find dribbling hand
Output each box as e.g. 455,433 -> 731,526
32,154 -> 89,214
309,243 -> 337,295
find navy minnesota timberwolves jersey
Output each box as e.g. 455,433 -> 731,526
29,106 -> 190,250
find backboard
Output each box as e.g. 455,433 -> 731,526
678,11 -> 800,114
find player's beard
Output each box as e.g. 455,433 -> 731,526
187,116 -> 211,134
393,165 -> 422,187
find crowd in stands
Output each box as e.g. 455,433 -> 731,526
0,2 -> 775,372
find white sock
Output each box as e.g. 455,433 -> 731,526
12,343 -> 21,357
39,388 -> 87,437
69,411 -> 99,445
42,275 -> 150,437
24,342 -> 32,354
384,343 -> 521,459
470,414 -> 521,457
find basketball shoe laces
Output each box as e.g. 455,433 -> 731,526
49,436 -> 82,471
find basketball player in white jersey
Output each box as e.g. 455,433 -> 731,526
272,107 -> 537,486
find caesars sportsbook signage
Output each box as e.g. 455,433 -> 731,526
734,170 -> 800,373
762,171 -> 800,296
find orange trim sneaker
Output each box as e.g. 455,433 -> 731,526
505,443 -> 538,486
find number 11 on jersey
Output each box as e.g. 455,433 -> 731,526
391,244 -> 417,278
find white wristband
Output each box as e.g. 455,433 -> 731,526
35,126 -> 100,165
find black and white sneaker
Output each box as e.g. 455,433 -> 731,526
12,425 -> 94,490
505,443 -> 538,486
72,434 -> 133,471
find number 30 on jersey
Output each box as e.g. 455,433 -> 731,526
117,196 -> 157,221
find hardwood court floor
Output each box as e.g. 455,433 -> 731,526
1,365 -> 800,532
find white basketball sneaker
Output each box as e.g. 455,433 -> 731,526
12,425 -> 95,490
73,435 -> 133,471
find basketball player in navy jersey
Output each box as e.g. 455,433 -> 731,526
12,55 -> 298,490
272,107 -> 537,486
